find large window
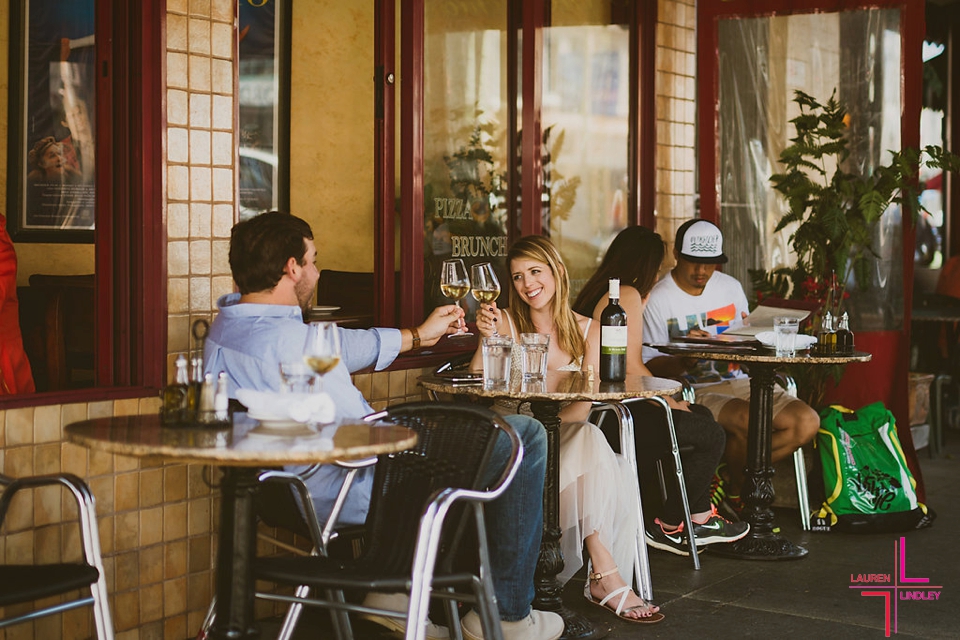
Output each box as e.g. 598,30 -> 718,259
1,0 -> 165,406
389,0 -> 652,342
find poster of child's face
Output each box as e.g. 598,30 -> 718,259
15,0 -> 96,236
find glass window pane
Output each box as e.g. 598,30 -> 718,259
717,8 -> 902,331
543,3 -> 630,298
423,1 -> 509,321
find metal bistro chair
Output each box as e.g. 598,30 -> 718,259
252,402 -> 523,640
198,458 -> 376,640
590,392 -> 701,582
0,473 -> 113,639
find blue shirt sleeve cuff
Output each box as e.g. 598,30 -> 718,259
372,327 -> 402,370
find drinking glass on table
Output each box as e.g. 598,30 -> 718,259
303,321 -> 342,390
470,262 -> 501,335
441,258 -> 472,337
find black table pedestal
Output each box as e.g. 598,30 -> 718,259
209,467 -> 261,640
709,366 -> 808,561
530,401 -> 608,640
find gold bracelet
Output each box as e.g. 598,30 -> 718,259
410,326 -> 421,350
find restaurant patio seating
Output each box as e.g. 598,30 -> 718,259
252,401 -> 523,640
0,472 -> 113,639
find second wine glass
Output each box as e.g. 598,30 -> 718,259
303,321 -> 342,390
470,262 -> 501,335
441,258 -> 472,337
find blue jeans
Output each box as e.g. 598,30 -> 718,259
481,414 -> 546,621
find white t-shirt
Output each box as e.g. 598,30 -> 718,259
641,270 -> 750,378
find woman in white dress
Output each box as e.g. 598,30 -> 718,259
470,235 -> 663,624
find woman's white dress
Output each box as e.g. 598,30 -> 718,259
497,315 -> 642,585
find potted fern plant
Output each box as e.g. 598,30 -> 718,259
751,89 -> 960,406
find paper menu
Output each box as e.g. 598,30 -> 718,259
723,304 -> 811,336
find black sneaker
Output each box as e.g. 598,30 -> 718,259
645,519 -> 700,557
692,506 -> 750,546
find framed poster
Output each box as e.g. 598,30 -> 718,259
7,0 -> 97,242
237,0 -> 290,221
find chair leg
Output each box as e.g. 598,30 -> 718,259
646,396 -> 699,569
609,401 -> 654,601
793,448 -> 811,532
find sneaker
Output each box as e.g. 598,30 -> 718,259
360,592 -> 450,640
644,519 -> 700,557
461,609 -> 563,640
692,506 -> 750,546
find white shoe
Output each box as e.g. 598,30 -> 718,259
461,609 -> 564,640
360,592 -> 450,640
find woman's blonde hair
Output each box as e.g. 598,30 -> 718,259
507,235 -> 584,363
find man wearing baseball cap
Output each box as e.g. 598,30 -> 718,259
641,219 -> 819,516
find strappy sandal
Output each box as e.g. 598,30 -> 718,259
583,567 -> 664,625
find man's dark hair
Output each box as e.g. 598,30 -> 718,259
229,211 -> 314,294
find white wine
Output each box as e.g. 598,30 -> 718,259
304,355 -> 341,375
441,283 -> 469,300
600,279 -> 627,382
472,288 -> 500,304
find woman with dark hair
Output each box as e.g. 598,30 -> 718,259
471,235 -> 663,625
572,226 -> 748,556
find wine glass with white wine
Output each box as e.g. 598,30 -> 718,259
303,321 -> 342,390
470,262 -> 501,335
440,258 -> 472,337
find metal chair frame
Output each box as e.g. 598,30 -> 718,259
198,458 -> 376,640
0,473 -> 113,639
252,403 -> 523,640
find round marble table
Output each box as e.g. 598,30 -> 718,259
650,345 -> 871,561
421,371 -> 681,640
65,413 -> 416,640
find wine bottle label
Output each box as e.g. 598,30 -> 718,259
601,326 -> 627,354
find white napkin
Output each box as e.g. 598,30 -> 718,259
754,331 -> 818,350
236,388 -> 336,424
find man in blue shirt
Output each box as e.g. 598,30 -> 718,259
205,212 -> 561,640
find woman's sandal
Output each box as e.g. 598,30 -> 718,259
583,567 -> 664,624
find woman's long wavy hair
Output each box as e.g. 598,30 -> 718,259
507,235 -> 584,363
572,226 -> 665,317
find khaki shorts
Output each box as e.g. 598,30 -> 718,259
694,377 -> 798,421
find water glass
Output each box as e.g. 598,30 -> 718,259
279,362 -> 317,394
773,316 -> 800,357
520,333 -> 550,380
482,336 -> 513,390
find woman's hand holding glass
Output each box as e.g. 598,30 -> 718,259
470,262 -> 501,335
475,301 -> 503,339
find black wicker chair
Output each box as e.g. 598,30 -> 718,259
0,473 -> 113,639
253,401 -> 523,640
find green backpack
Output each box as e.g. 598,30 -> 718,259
811,402 -> 935,533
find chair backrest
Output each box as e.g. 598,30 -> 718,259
356,402 -> 501,574
316,270 -> 402,315
17,274 -> 96,391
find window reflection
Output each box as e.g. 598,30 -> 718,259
543,5 -> 629,298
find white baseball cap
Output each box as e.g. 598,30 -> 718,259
675,219 -> 728,264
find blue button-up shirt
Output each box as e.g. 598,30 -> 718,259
203,293 -> 403,524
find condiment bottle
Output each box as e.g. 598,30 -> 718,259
162,354 -> 190,423
214,372 -> 229,422
836,311 -> 854,355
816,311 -> 837,355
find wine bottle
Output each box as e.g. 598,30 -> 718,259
600,278 -> 627,382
